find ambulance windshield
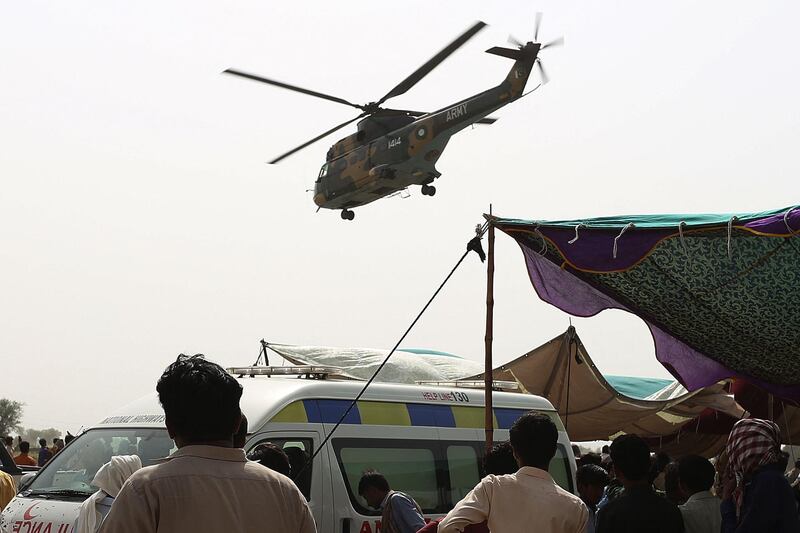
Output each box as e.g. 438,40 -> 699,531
25,428 -> 176,497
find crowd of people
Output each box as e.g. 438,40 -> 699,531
3,433 -> 75,468
3,354 -> 800,533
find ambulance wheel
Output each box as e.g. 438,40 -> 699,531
341,209 -> 355,220
421,184 -> 436,196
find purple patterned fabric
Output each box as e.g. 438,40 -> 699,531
520,207 -> 800,273
515,220 -> 800,399
530,227 -> 675,272
743,207 -> 800,234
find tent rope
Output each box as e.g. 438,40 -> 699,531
612,223 -> 635,259
568,224 -> 586,245
294,224 -> 489,479
678,221 -> 689,256
727,216 -> 739,260
784,206 -> 799,236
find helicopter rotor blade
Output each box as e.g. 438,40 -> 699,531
508,34 -> 524,48
223,69 -> 363,110
541,36 -> 564,50
536,59 -> 549,85
268,114 -> 363,164
534,12 -> 543,42
377,20 -> 487,105
382,108 -> 429,116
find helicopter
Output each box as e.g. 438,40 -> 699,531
225,15 -> 562,220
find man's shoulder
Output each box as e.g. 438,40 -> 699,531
488,472 -> 586,512
130,456 -> 294,486
389,490 -> 416,502
679,493 -> 721,511
553,484 -> 587,507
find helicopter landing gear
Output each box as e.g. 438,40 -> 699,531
421,184 -> 437,196
340,209 -> 355,221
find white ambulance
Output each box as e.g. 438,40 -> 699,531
1,366 -> 576,533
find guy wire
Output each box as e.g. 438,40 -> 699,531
295,223 -> 489,478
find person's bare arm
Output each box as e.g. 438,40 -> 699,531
438,479 -> 492,533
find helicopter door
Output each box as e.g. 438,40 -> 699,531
369,138 -> 393,169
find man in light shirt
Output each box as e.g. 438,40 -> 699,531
99,354 -> 315,533
438,412 -> 588,533
677,455 -> 721,533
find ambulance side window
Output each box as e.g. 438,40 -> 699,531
549,444 -> 573,493
333,439 -> 441,514
446,445 -> 480,503
248,438 -> 313,501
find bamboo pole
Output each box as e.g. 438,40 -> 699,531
484,213 -> 495,452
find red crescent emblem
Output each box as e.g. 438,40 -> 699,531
23,503 -> 39,521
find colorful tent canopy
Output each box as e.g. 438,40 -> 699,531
465,327 -> 744,446
604,375 -> 674,399
494,205 -> 800,399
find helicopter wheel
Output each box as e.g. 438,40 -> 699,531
421,184 -> 436,197
341,209 -> 355,221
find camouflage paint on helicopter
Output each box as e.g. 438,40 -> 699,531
313,46 -> 540,213
225,16 -> 561,220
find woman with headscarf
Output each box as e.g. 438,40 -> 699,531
721,418 -> 800,532
74,455 -> 142,533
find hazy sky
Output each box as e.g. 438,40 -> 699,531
2,0 -> 798,432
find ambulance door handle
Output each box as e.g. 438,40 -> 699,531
341,518 -> 351,533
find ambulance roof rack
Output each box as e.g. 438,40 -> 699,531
415,379 -> 520,392
226,365 -> 346,380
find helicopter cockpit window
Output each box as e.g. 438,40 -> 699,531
318,164 -> 329,180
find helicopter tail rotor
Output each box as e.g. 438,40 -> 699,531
533,12 -> 543,42
530,12 -> 563,84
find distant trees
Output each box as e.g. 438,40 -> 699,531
21,428 -> 62,447
0,399 -> 24,436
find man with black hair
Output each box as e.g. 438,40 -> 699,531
418,441 -> 521,533
439,412 -> 587,533
37,438 -> 52,466
358,471 -> 425,533
677,455 -> 721,533
13,441 -> 36,466
576,464 -> 610,533
596,434 -> 684,533
481,441 -> 518,478
99,354 -> 315,533
249,442 -> 292,477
